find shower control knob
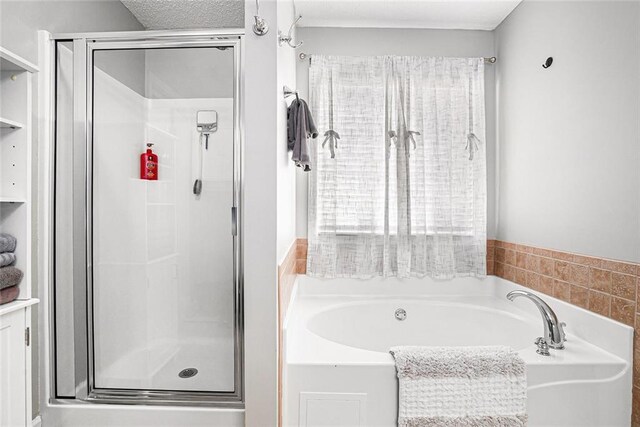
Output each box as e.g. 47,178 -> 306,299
395,308 -> 407,321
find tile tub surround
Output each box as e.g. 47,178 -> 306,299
489,240 -> 638,327
295,238 -> 307,274
290,238 -> 637,423
489,239 -> 639,425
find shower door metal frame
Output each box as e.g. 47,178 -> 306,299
48,29 -> 244,407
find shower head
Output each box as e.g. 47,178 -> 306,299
197,110 -> 218,134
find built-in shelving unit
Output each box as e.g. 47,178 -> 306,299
0,45 -> 37,301
0,44 -> 38,427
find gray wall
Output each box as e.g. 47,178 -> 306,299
0,0 -> 143,63
145,47 -> 234,99
495,0 -> 640,262
95,49 -> 146,96
295,27 -> 497,239
0,0 -> 143,419
96,47 -> 235,99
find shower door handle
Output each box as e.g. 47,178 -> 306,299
231,206 -> 237,236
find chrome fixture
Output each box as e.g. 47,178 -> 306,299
253,0 -> 269,36
194,110 -> 218,196
279,15 -> 303,48
283,85 -> 299,101
178,368 -> 198,379
534,337 -> 550,356
506,290 -> 566,355
197,110 -> 218,138
298,53 -> 496,64
395,308 -> 407,321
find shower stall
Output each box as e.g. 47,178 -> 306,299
43,30 -> 243,410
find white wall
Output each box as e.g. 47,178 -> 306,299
495,0 -> 640,263
277,0 -> 298,262
243,0 -> 279,425
92,66 -> 236,392
294,27 -> 497,239
244,0 -> 300,422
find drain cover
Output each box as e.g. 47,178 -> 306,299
178,368 -> 198,378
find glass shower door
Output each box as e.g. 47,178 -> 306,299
52,34 -> 242,405
90,46 -> 237,394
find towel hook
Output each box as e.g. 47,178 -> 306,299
252,0 -> 269,35
279,15 -> 303,48
283,86 -> 299,101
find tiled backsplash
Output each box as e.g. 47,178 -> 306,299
489,240 -> 637,326
490,239 -> 639,425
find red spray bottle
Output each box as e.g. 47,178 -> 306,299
140,143 -> 158,180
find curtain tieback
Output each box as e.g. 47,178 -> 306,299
322,130 -> 340,159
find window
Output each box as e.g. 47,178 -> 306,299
307,55 -> 486,278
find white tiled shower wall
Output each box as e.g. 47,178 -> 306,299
92,67 -> 235,391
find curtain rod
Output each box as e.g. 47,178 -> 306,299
298,53 -> 497,64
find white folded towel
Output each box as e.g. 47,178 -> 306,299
390,346 -> 527,427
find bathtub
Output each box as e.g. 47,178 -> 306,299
284,276 -> 633,427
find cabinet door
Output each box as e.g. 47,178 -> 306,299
0,309 -> 27,427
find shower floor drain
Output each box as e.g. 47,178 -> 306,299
178,368 -> 198,378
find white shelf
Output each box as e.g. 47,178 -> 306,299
0,117 -> 24,129
0,47 -> 39,74
0,198 -> 26,203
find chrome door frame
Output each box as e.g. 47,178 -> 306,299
48,30 -> 244,407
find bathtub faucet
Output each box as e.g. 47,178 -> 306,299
506,290 -> 566,355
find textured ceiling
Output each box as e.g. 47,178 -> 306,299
120,0 -> 244,30
120,0 -> 521,32
294,0 -> 523,30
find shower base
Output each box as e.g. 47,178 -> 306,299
95,336 -> 235,392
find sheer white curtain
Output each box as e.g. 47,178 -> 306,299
307,55 -> 486,278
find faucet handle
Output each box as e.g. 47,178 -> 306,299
535,337 -> 550,356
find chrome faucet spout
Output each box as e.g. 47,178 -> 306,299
507,290 -> 566,351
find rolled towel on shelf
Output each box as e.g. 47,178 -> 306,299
0,233 -> 17,253
0,266 -> 23,290
0,252 -> 16,268
0,285 -> 20,305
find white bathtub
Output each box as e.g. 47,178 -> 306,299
284,276 -> 633,427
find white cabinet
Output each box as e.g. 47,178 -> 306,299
0,303 -> 34,427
